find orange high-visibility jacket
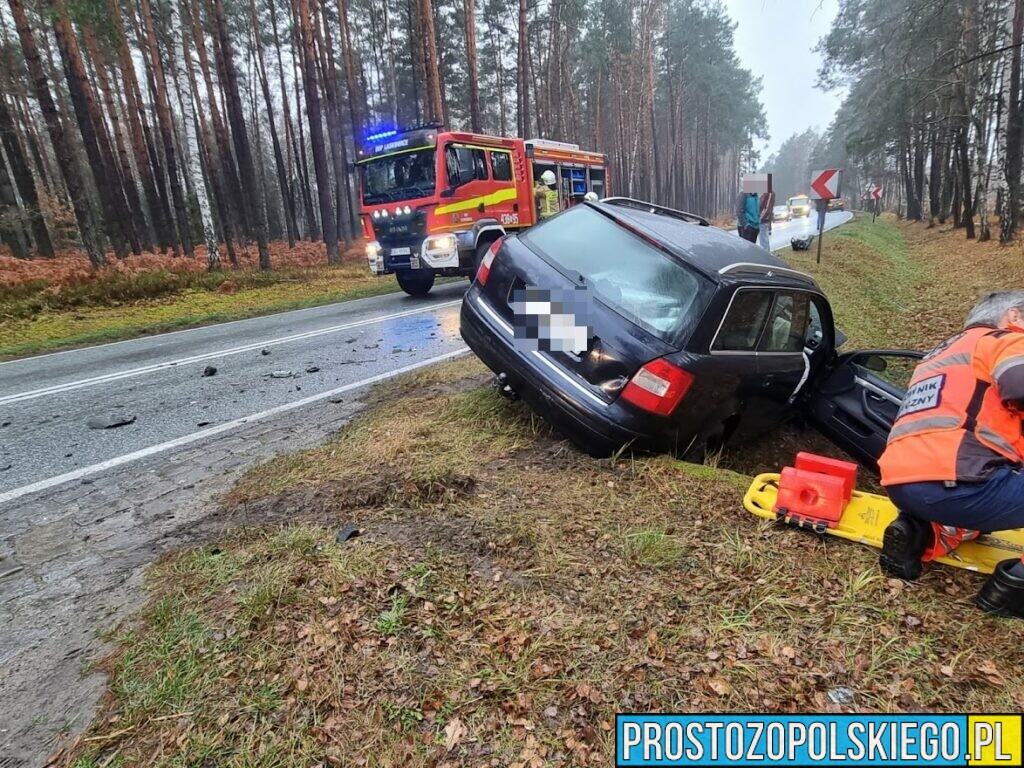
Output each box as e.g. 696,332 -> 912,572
879,326 -> 1024,486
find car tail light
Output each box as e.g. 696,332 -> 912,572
621,358 -> 694,416
476,239 -> 502,285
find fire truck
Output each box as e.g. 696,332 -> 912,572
357,123 -> 611,296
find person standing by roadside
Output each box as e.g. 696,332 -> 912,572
758,187 -> 775,251
735,188 -> 760,243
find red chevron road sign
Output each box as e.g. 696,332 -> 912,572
810,168 -> 841,200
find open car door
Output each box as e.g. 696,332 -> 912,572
806,349 -> 924,470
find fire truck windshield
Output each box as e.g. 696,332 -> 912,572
360,148 -> 437,205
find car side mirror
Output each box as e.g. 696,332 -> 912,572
862,354 -> 888,373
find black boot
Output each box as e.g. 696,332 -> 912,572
879,513 -> 932,580
976,559 -> 1024,619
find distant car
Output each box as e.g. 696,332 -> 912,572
827,198 -> 846,211
772,204 -> 792,222
788,195 -> 812,217
460,197 -> 921,465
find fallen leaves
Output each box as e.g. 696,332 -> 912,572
443,717 -> 467,752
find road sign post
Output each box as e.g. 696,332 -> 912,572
809,168 -> 843,265
870,185 -> 883,223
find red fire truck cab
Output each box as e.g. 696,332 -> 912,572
357,124 -> 610,295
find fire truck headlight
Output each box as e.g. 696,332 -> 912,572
403,205 -> 412,215
425,233 -> 457,252
366,241 -> 384,273
372,210 -> 380,220
380,209 -> 389,218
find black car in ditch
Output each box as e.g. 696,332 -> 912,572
459,197 -> 922,467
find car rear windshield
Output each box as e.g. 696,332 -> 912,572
519,205 -> 708,346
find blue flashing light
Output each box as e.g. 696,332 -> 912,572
365,128 -> 399,143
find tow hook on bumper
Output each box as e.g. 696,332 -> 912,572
496,372 -> 519,401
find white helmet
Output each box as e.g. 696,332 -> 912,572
540,170 -> 556,186
583,191 -> 599,202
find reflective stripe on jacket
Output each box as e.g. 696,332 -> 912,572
879,325 -> 1024,485
538,187 -> 560,218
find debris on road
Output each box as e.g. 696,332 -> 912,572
364,344 -> 379,349
202,365 -> 218,377
0,463 -> 12,471
261,348 -> 271,355
0,565 -> 25,580
86,414 -> 137,429
305,366 -> 320,373
197,421 -> 212,427
335,525 -> 361,543
269,370 -> 295,379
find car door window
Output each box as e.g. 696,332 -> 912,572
855,354 -> 918,391
712,290 -> 773,352
759,292 -> 811,353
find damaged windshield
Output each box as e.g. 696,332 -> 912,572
360,148 -> 437,205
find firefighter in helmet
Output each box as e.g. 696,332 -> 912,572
878,291 -> 1024,618
535,170 -> 560,220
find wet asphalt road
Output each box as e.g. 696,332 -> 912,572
731,209 -> 854,251
0,281 -> 470,501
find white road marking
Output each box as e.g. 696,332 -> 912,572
0,300 -> 461,407
0,347 -> 470,506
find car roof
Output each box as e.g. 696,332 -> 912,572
591,201 -> 817,289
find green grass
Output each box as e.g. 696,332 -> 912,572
786,213 -> 927,348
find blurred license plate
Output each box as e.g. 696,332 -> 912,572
391,247 -> 411,256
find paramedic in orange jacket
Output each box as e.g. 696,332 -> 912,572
878,292 -> 1024,618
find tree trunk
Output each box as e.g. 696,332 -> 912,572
293,0 -> 339,263
107,0 -> 171,251
250,0 -> 298,247
0,150 -> 29,258
337,0 -> 366,134
209,0 -> 271,269
516,0 -> 532,137
81,21 -> 150,251
174,0 -> 219,266
185,0 -> 247,248
958,122 -> 975,238
288,0 -> 320,240
269,0 -> 306,240
9,0 -> 105,266
0,94 -> 53,256
52,0 -> 136,257
315,0 -> 355,247
1000,0 -> 1023,243
420,0 -> 444,123
180,2 -> 235,267
464,0 -> 481,132
139,0 -> 194,256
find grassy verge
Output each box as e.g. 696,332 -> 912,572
0,262 -> 402,359
62,216 -> 1024,767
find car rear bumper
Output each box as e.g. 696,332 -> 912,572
459,289 -> 655,455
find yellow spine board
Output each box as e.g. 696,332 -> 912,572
743,473 -> 1024,575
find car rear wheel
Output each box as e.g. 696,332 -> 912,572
396,268 -> 435,296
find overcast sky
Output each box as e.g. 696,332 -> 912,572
721,0 -> 847,160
